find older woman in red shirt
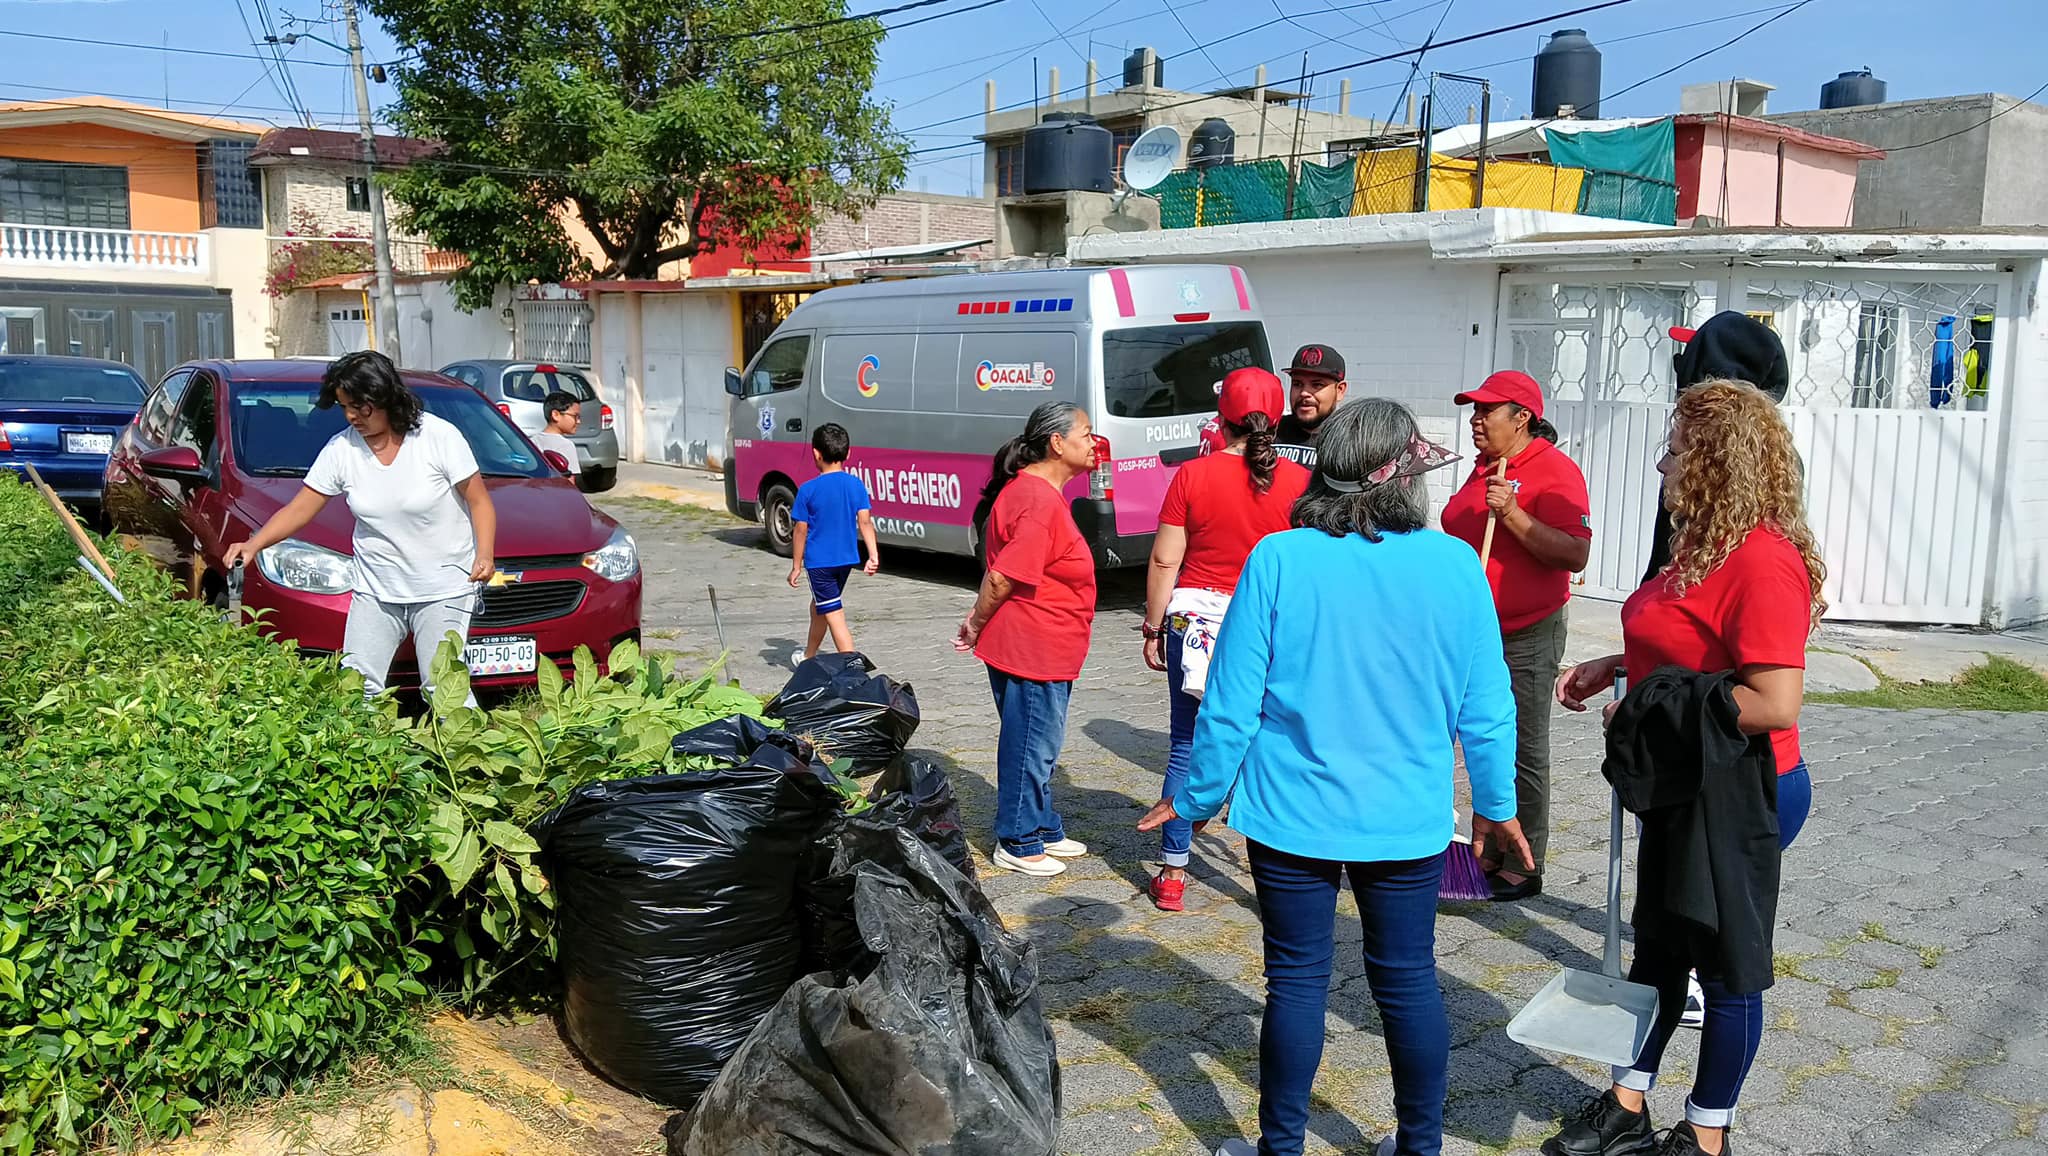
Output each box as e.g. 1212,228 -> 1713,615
1441,370 -> 1591,901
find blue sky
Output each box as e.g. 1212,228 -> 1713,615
2,0 -> 2040,196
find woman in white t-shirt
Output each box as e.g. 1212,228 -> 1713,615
224,351 -> 498,700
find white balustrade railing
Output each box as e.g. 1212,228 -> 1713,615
0,223 -> 210,274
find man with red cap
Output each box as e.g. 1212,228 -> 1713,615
1140,366 -> 1309,911
1442,369 -> 1592,901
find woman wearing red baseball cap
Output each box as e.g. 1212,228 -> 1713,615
1442,370 -> 1592,901
1138,367 -> 1311,911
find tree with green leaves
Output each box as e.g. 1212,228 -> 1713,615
365,0 -> 908,308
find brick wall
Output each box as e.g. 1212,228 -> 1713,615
811,191 -> 996,260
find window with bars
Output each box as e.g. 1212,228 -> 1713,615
200,140 -> 262,229
993,142 -> 1024,197
345,176 -> 372,214
0,158 -> 131,229
1851,301 -> 1901,408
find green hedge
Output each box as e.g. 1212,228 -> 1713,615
0,476 -> 433,1152
0,476 -> 798,1152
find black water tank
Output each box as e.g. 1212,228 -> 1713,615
1122,47 -> 1165,89
1820,69 -> 1887,109
1188,117 -> 1236,170
1532,28 -> 1601,119
1023,113 -> 1115,194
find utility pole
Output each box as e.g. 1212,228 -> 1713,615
343,0 -> 401,362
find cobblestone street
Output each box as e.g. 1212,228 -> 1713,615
606,495 -> 2048,1156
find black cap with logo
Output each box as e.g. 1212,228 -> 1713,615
1287,344 -> 1346,381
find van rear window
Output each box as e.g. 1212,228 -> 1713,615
1102,322 -> 1270,418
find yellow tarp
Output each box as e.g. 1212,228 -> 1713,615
1348,150 -> 1587,215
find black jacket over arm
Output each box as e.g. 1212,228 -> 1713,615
1604,666 -> 1782,994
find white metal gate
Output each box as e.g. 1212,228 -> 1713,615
1497,269 -> 2009,624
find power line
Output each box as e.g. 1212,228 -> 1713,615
0,27 -> 401,69
1884,80 -> 2048,152
1594,0 -> 1816,108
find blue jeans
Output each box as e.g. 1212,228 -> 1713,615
1248,842 -> 1448,1156
1615,761 -> 1813,1128
987,666 -> 1071,858
1159,626 -> 1199,867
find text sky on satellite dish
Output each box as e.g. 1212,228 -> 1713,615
1122,125 -> 1182,191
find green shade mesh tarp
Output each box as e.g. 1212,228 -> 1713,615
1157,160 -> 1291,228
1290,158 -> 1357,219
1545,119 -> 1679,226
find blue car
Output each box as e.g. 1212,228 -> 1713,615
0,355 -> 149,514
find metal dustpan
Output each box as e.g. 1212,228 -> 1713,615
1506,677 -> 1660,1068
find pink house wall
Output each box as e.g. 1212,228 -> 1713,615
1688,129 -> 1863,228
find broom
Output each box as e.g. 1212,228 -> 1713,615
1441,457 -> 1513,902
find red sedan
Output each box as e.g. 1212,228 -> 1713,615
102,360 -> 641,690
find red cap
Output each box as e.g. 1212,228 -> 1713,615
1669,325 -> 1697,344
1455,370 -> 1545,420
1217,367 -> 1287,426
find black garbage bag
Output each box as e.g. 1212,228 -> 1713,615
800,753 -> 978,975
765,652 -> 920,772
866,754 -> 976,883
670,714 -> 820,775
674,828 -> 1061,1156
536,766 -> 843,1109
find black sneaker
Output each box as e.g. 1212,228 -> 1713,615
1541,1090 -> 1657,1156
1653,1123 -> 1726,1155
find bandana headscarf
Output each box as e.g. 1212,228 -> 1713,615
1319,431 -> 1460,492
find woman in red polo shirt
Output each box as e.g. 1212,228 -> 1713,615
1543,379 -> 1822,1156
1138,368 -> 1310,912
955,400 -> 1100,879
1442,370 -> 1592,901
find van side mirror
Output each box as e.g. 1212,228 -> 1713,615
724,368 -> 743,397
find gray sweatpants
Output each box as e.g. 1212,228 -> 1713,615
1501,606 -> 1570,875
342,589 -> 478,703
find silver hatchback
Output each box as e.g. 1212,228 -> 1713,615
438,359 -> 619,492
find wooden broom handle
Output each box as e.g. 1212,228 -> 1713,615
1477,457 -> 1509,569
23,463 -> 116,577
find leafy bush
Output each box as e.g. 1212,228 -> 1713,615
406,640 -> 785,1000
0,478 -> 433,1152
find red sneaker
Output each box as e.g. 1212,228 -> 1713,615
1149,873 -> 1186,912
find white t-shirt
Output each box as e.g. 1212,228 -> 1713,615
531,430 -> 581,474
305,411 -> 482,602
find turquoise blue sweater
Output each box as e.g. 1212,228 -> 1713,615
1174,527 -> 1518,863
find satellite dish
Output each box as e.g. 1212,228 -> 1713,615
1121,124 -> 1182,192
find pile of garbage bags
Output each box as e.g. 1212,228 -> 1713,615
535,654 -> 1059,1155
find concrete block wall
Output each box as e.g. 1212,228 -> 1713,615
812,191 -> 996,259
276,164 -> 435,273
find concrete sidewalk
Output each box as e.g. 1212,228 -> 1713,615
611,458 -> 2048,690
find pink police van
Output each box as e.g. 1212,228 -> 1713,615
722,264 -> 1272,567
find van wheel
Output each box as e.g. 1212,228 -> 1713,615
762,482 -> 797,557
578,467 -> 617,494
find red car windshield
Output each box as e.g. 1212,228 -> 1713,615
230,382 -> 553,478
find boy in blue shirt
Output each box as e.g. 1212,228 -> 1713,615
788,423 -> 879,659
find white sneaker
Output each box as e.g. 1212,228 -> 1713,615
1214,1141 -> 1257,1156
1042,837 -> 1089,858
992,847 -> 1067,877
1680,970 -> 1706,1029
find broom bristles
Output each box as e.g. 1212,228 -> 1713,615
1438,836 -> 1493,902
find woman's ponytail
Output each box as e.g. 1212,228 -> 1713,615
1232,412 -> 1278,493
1529,416 -> 1560,444
972,400 -> 1086,531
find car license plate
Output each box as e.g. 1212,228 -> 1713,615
464,636 -> 537,676
64,432 -> 113,455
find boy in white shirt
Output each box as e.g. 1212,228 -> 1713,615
531,391 -> 582,477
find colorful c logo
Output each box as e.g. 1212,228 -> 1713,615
856,355 -> 881,397
974,360 -> 996,392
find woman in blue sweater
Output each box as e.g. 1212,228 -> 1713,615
1141,398 -> 1532,1156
